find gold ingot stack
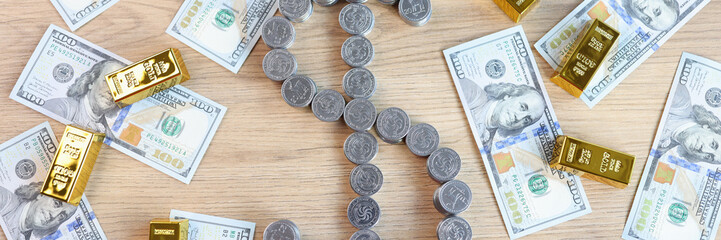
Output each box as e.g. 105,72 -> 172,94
41,125 -> 105,205
105,48 -> 190,108
493,0 -> 539,23
550,135 -> 635,188
149,218 -> 189,240
550,19 -> 619,97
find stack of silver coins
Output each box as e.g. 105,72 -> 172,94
404,122 -> 473,239
398,0 -> 432,26
263,219 -> 301,240
375,0 -> 432,26
279,0 -> 314,23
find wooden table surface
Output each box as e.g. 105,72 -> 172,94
1,0 -> 720,239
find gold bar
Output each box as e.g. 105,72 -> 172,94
41,125 -> 105,205
550,135 -> 635,188
550,19 -> 619,97
149,218 -> 189,240
105,48 -> 190,108
493,0 -> 539,23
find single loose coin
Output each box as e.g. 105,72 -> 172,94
281,75 -> 317,107
377,0 -> 396,4
427,148 -> 461,183
312,89 -> 346,122
398,0 -> 432,26
347,196 -> 381,229
344,98 -> 377,132
433,180 -> 472,215
347,0 -> 368,3
263,49 -> 297,81
344,132 -> 379,164
350,229 -> 381,240
263,219 -> 301,240
375,107 -> 411,144
341,35 -> 374,68
313,0 -> 338,6
350,164 -> 384,196
437,216 -> 472,240
262,16 -> 296,49
339,3 -> 374,36
405,123 -> 440,157
343,68 -> 376,99
279,0 -> 313,23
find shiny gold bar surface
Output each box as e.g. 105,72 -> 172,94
550,19 -> 619,98
493,0 -> 538,23
550,135 -> 635,188
105,48 -> 190,108
41,125 -> 105,205
149,218 -> 188,240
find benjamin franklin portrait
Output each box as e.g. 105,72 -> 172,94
0,182 -> 77,240
460,79 -> 547,144
44,59 -> 125,136
623,0 -> 680,31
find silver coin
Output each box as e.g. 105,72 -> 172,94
339,3 -> 374,36
263,219 -> 301,240
279,0 -> 313,23
405,123 -> 439,157
350,164 -> 383,196
262,16 -> 296,49
437,216 -> 472,240
344,132 -> 379,164
433,180 -> 472,215
377,0 -> 396,4
375,107 -> 410,144
343,68 -> 376,99
347,196 -> 381,229
350,229 -> 381,240
344,99 -> 377,132
312,89 -> 346,122
427,148 -> 461,183
341,36 -> 374,68
398,0 -> 431,26
346,0 -> 368,3
281,75 -> 317,107
313,0 -> 338,6
263,49 -> 297,81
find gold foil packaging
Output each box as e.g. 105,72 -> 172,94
550,135 -> 635,188
105,48 -> 190,108
493,0 -> 539,23
41,125 -> 105,205
550,19 -> 619,97
149,218 -> 189,240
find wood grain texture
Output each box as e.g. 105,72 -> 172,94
0,0 -> 719,239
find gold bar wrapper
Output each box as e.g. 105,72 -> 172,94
149,218 -> 189,240
493,0 -> 539,23
550,19 -> 619,97
105,48 -> 190,108
41,125 -> 105,205
550,135 -> 635,188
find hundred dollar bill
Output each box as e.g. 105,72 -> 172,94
166,0 -> 278,73
0,122 -> 107,240
535,0 -> 710,108
10,25 -> 227,184
169,210 -> 255,240
49,0 -> 121,31
622,53 -> 721,240
444,26 -> 591,239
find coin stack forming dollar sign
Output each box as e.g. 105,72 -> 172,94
261,1 -> 445,239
